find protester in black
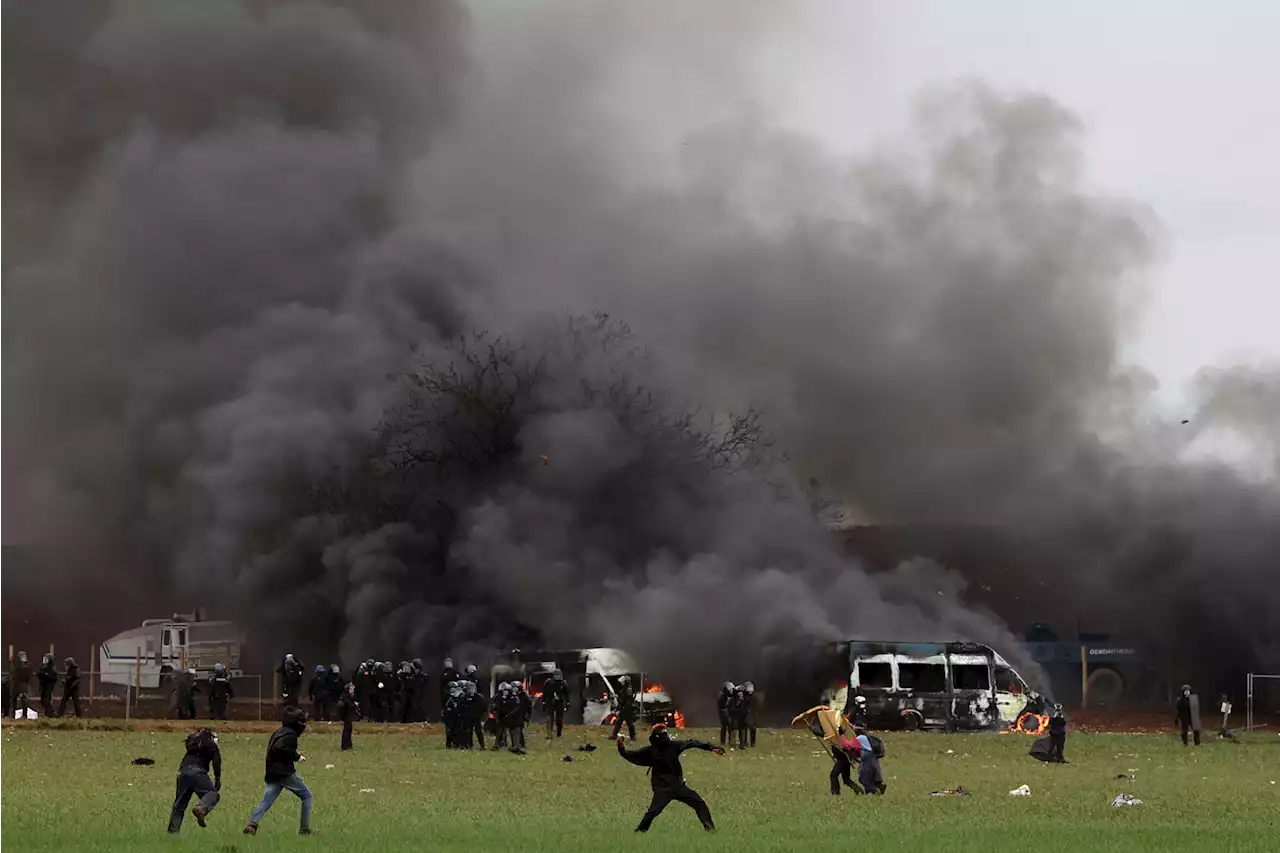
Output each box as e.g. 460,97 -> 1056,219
1175,684 -> 1202,746
1048,704 -> 1068,762
337,682 -> 361,751
245,706 -> 312,836
168,727 -> 222,833
618,724 -> 723,832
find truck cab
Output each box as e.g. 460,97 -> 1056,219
99,613 -> 242,689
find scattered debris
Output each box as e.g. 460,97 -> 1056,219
359,788 -> 375,794
946,749 -> 955,754
325,764 -> 335,770
1115,774 -> 1133,780
1113,794 -> 1143,807
1008,785 -> 1031,797
930,787 -> 970,797
131,757 -> 155,766
562,755 -> 574,762
576,744 -> 597,752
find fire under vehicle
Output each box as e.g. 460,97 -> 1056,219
99,611 -> 244,689
822,640 -> 1048,733
490,647 -> 685,729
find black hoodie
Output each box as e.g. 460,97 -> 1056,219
618,732 -> 718,791
264,709 -> 306,782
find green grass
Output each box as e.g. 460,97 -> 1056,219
3,724 -> 1278,852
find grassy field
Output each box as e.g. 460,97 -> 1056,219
3,723 -> 1277,852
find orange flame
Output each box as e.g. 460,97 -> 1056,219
1006,713 -> 1050,735
643,682 -> 665,694
673,711 -> 687,729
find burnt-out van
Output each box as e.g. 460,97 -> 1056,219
822,640 -> 1045,731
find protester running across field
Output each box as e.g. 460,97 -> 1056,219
617,723 -> 724,833
244,706 -> 313,836
167,727 -> 221,833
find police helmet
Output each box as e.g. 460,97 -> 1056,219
214,663 -> 226,675
464,663 -> 478,675
285,654 -> 295,663
43,653 -> 55,665
16,651 -> 27,663
444,657 -> 454,668
854,695 -> 868,706
744,681 -> 754,693
618,675 -> 630,685
65,657 -> 76,667
553,669 -> 563,680
723,681 -> 734,691
331,664 -> 341,674
315,665 -> 326,674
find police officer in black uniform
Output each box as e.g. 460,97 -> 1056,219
10,651 -> 32,719
58,657 -> 83,718
209,663 -> 234,720
543,669 -> 570,739
411,659 -> 429,722
611,675 -> 639,741
37,653 -> 58,717
716,682 -> 734,746
277,654 -> 304,704
396,662 -> 416,723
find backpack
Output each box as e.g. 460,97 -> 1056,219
866,733 -> 886,759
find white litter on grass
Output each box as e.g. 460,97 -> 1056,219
359,788 -> 375,794
1008,785 -> 1031,797
946,749 -> 955,754
325,764 -> 335,769
1113,794 -> 1143,807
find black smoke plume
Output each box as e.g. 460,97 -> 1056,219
4,1 -> 1276,703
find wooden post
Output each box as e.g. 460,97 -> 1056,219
90,644 -> 96,705
49,643 -> 55,655
135,646 -> 142,703
1080,644 -> 1088,709
180,647 -> 186,671
7,645 -> 12,666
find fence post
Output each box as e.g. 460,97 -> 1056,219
1080,644 -> 1088,709
135,646 -> 142,708
90,644 -> 96,708
1246,673 -> 1253,732
125,683 -> 131,722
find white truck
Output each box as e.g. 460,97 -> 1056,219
99,612 -> 244,689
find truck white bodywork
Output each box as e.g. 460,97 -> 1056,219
99,615 -> 243,688
824,640 -> 1043,731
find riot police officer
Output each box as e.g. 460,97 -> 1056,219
58,657 -> 83,718
176,668 -> 200,720
543,669 -> 570,739
611,675 -> 639,741
37,653 -> 58,717
716,682 -> 734,746
10,651 -> 32,719
277,654 -> 304,704
208,663 -> 234,720
308,666 -> 328,721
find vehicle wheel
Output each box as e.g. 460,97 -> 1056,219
1087,668 -> 1125,708
900,711 -> 923,731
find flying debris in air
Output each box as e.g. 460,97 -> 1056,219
540,455 -> 550,466
1181,419 -> 1190,425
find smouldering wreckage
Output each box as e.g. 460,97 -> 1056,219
819,641 -> 1050,734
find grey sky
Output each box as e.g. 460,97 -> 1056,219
756,0 -> 1279,406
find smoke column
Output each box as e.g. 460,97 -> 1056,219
4,1 -> 1276,697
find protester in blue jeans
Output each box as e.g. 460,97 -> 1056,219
244,706 -> 312,836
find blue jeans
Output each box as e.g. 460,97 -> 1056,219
249,773 -> 311,831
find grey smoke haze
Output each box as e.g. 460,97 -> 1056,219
4,0 -> 1277,698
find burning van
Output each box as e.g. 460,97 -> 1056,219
490,647 -> 684,729
822,640 -> 1046,732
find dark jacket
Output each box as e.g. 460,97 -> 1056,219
1175,695 -> 1193,724
63,664 -> 82,693
615,684 -> 638,720
264,725 -> 303,782
1049,713 -> 1067,736
180,731 -> 223,786
11,661 -> 32,693
716,688 -> 732,717
37,662 -> 58,689
543,677 -> 569,711
209,674 -> 234,700
337,693 -> 361,723
618,737 -> 718,791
